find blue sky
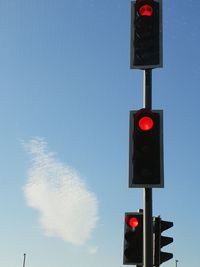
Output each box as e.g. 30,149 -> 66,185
0,0 -> 199,267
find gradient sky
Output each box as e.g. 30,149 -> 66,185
0,1 -> 199,267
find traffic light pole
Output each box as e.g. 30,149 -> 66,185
143,70 -> 152,109
143,69 -> 153,267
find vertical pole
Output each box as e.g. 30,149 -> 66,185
23,253 -> 26,267
143,69 -> 153,267
143,70 -> 152,109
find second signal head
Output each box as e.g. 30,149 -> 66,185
129,109 -> 164,188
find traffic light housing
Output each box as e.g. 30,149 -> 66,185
130,0 -> 163,69
123,212 -> 143,265
129,109 -> 164,188
153,217 -> 173,266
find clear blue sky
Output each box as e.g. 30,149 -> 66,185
0,1 -> 199,267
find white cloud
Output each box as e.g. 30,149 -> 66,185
23,137 -> 98,246
87,245 -> 98,255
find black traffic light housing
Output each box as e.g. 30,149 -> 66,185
153,217 -> 173,266
130,0 -> 163,69
123,212 -> 143,265
129,109 -> 164,188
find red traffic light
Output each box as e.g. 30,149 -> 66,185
123,212 -> 143,265
126,216 -> 139,229
138,116 -> 154,131
139,4 -> 153,16
129,109 -> 164,188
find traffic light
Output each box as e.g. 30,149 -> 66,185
129,108 -> 164,188
153,217 -> 173,266
123,212 -> 143,265
130,0 -> 163,69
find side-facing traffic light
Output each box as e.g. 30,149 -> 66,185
123,212 -> 143,265
130,0 -> 163,69
129,108 -> 164,188
153,217 -> 173,266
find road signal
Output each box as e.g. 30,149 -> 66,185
130,0 -> 163,69
153,217 -> 173,266
123,212 -> 143,265
129,108 -> 164,188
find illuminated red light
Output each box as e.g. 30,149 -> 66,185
139,116 -> 154,131
128,217 -> 139,229
139,4 -> 153,16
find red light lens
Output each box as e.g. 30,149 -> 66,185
139,4 -> 153,16
139,116 -> 154,131
128,217 -> 139,229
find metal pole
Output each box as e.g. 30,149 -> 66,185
143,69 -> 153,267
143,70 -> 152,109
175,259 -> 179,267
23,253 -> 26,267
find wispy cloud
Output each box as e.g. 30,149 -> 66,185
23,137 -> 98,246
88,245 -> 99,255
